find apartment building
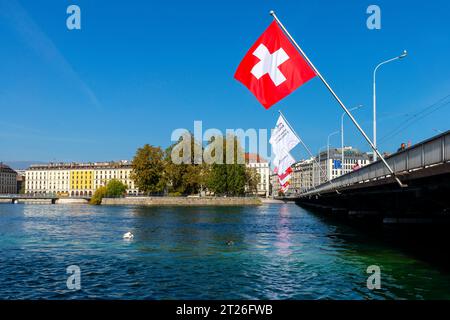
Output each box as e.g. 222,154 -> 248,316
25,161 -> 138,196
0,163 -> 18,194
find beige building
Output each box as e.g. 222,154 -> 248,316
288,148 -> 372,194
245,153 -> 270,197
92,162 -> 136,193
25,161 -> 138,196
270,172 -> 280,196
0,163 -> 18,194
291,158 -> 315,194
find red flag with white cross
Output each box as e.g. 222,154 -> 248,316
235,21 -> 316,109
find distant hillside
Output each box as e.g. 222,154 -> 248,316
1,161 -> 46,170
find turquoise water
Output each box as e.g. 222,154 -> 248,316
0,203 -> 449,299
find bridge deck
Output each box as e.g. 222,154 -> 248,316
298,130 -> 450,197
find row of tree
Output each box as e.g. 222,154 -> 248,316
130,134 -> 260,196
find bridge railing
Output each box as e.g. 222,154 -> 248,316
301,130 -> 450,196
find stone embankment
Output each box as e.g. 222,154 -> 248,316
101,196 -> 262,206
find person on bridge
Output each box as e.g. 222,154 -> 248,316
397,143 -> 406,152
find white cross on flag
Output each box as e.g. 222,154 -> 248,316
251,44 -> 289,86
235,21 -> 316,109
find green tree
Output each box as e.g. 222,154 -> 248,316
164,132 -> 206,195
207,162 -> 228,195
206,134 -> 247,196
245,167 -> 260,195
225,134 -> 246,196
131,144 -> 165,194
90,186 -> 107,205
89,179 -> 127,205
226,163 -> 246,196
164,143 -> 188,195
105,179 -> 127,197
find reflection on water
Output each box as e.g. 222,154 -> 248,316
0,203 -> 450,299
274,205 -> 293,256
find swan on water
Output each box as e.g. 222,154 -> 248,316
123,232 -> 134,240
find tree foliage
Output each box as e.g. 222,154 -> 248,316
105,179 -> 127,197
130,144 -> 165,194
206,134 -> 247,196
164,133 -> 207,195
129,133 -> 259,197
90,186 -> 107,205
89,179 -> 127,205
245,167 -> 260,195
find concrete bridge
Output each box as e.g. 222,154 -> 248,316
0,194 -> 91,204
289,130 -> 450,223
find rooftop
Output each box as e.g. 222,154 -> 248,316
316,147 -> 370,160
27,160 -> 132,171
245,153 -> 268,163
0,163 -> 17,174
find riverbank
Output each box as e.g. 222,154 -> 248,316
101,196 -> 262,206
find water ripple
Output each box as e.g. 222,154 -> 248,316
1,203 -> 450,299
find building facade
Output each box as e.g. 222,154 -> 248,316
313,147 -> 371,187
245,153 -> 270,197
15,169 -> 26,194
0,164 -> 18,194
25,161 -> 138,196
291,158 -> 315,194
288,147 -> 372,194
270,172 -> 279,196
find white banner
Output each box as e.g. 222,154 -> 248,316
270,115 -> 300,158
274,152 -> 295,176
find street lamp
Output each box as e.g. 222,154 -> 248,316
373,50 -> 408,161
327,131 -> 340,180
341,105 -> 364,173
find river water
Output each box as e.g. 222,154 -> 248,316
0,203 -> 449,299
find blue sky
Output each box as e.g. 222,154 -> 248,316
0,0 -> 449,163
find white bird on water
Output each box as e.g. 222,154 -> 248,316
123,232 -> 134,240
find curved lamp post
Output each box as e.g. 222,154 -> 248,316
373,50 -> 408,161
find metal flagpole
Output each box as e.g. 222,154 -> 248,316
270,10 -> 407,188
278,110 -> 338,193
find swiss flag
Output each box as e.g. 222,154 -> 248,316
235,21 -> 316,109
